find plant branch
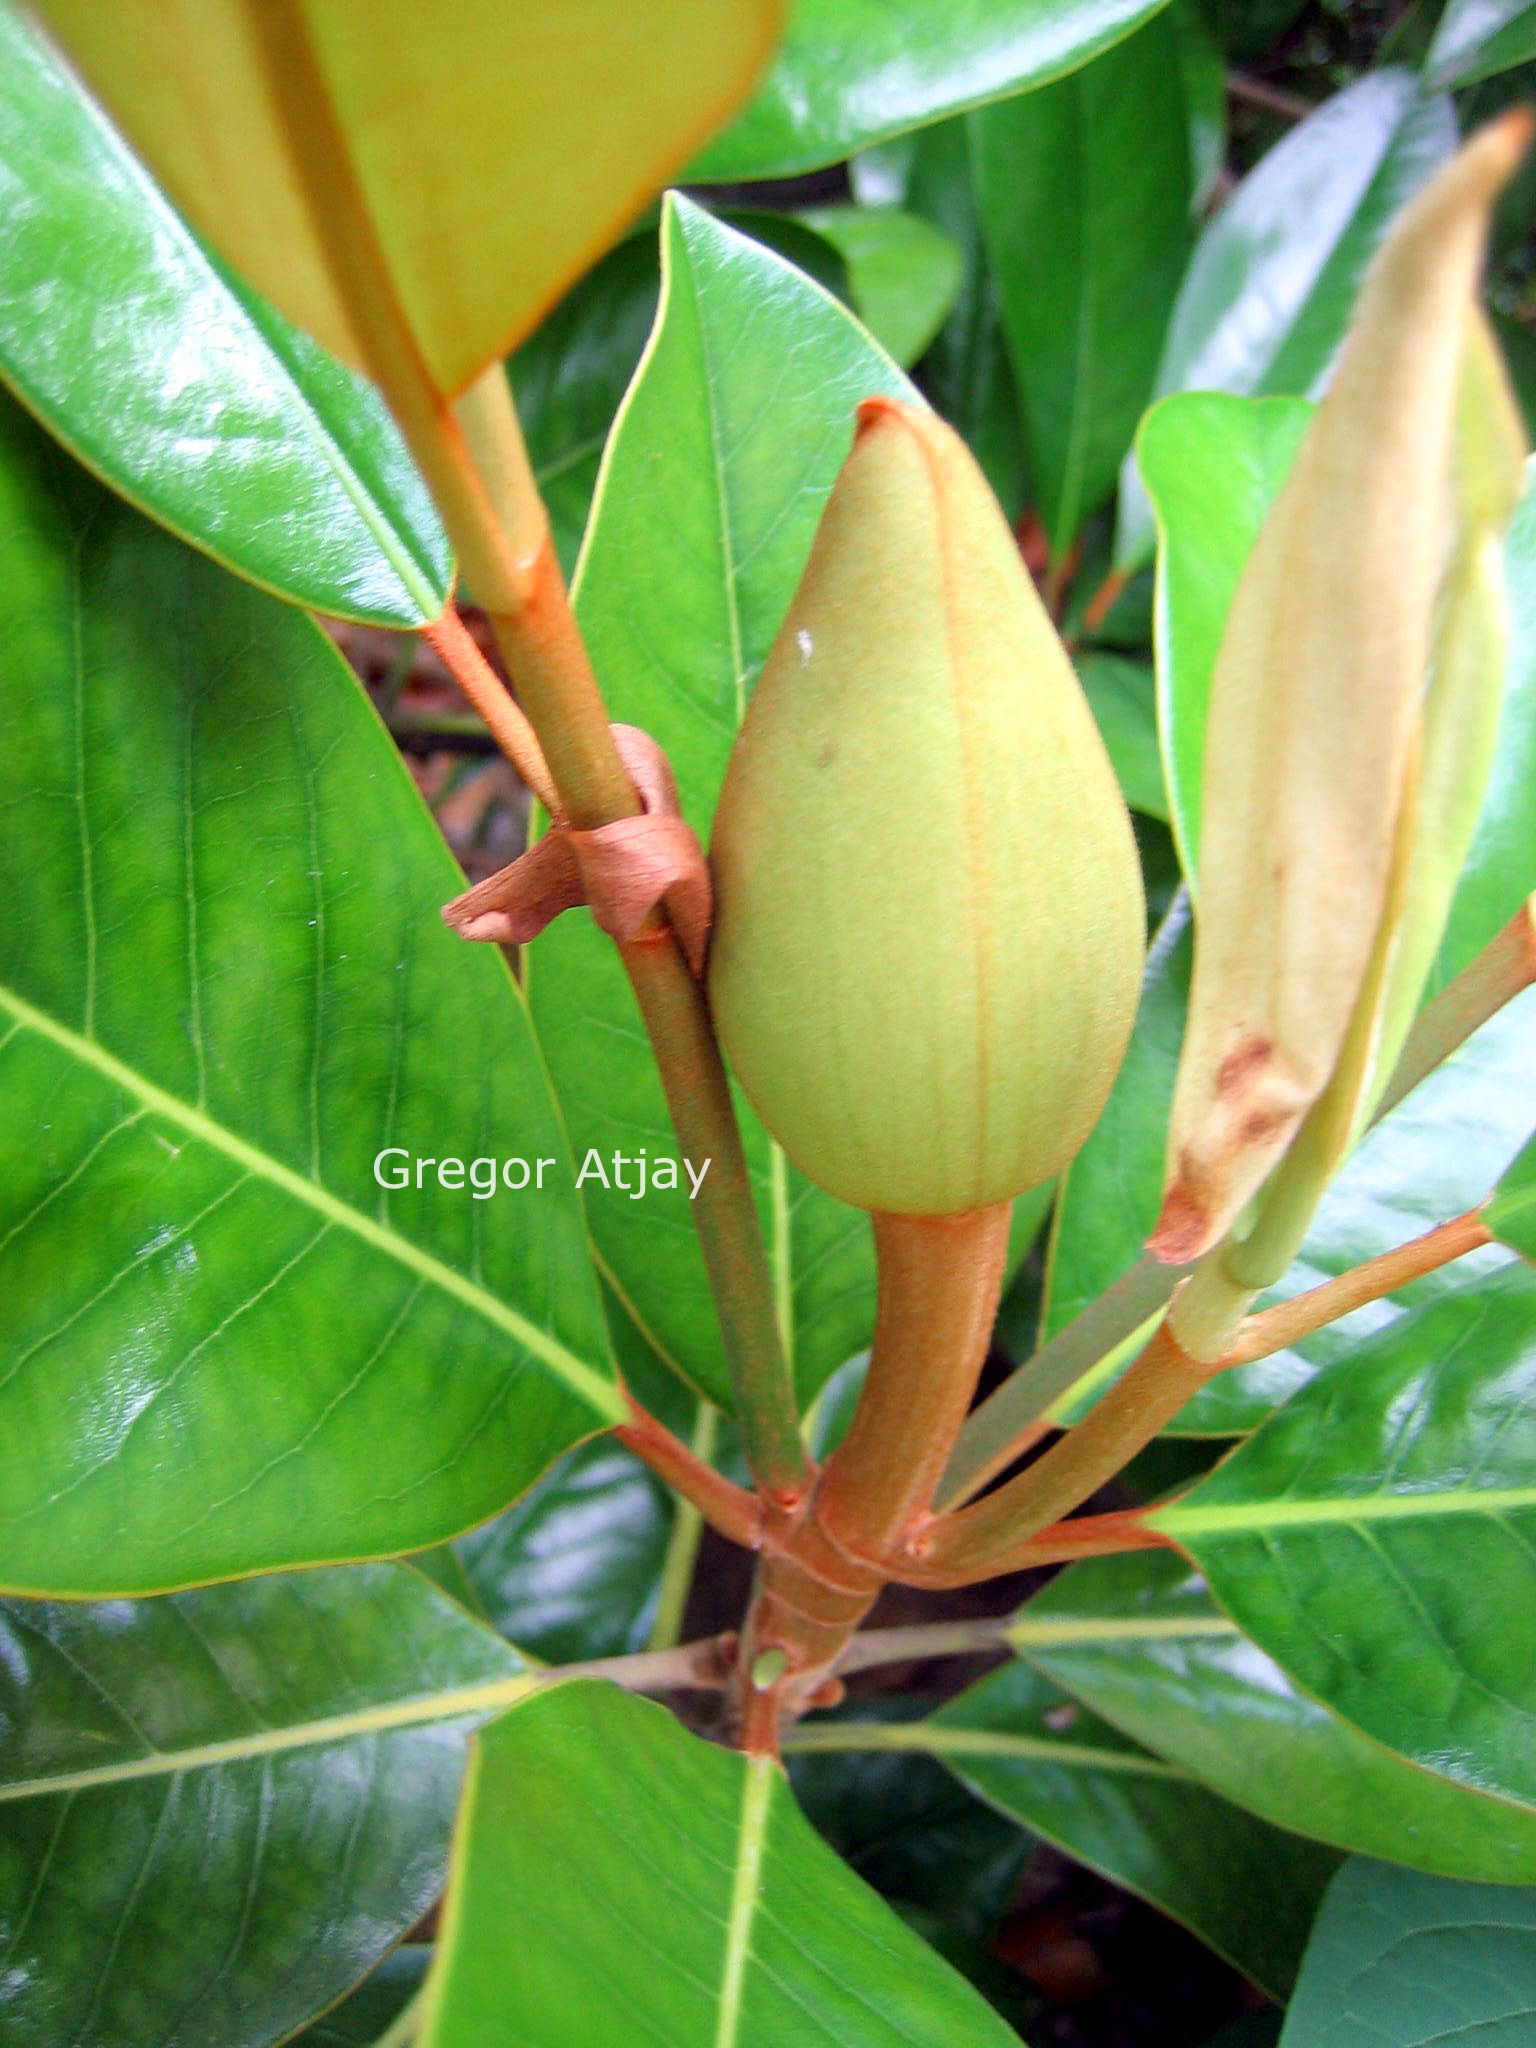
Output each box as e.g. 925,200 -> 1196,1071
913,1320 -> 1208,1578
552,1635 -> 735,1693
376,363 -> 809,1498
1079,565 -> 1130,638
901,1508 -> 1176,1588
1374,895 -> 1536,1119
420,607 -> 558,812
831,1616 -> 1014,1674
1223,1204 -> 1493,1366
614,1394 -> 763,1550
937,1252 -> 1180,1511
816,1205 -> 1013,1561
1227,71 -> 1316,122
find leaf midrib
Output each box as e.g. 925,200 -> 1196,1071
1156,1481 -> 1536,1538
0,983 -> 621,1421
0,1669 -> 543,1803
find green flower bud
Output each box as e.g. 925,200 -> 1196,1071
708,398 -> 1145,1217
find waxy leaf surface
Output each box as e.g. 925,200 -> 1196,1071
1279,1858 -> 1536,2047
420,1682 -> 1021,2046
0,395 -> 617,1595
689,0 -> 1174,181
0,1565 -> 530,2048
1427,0 -> 1536,86
797,205 -> 964,368
971,10 -> 1190,554
919,1660 -> 1337,1996
530,199 -> 914,1410
36,0 -> 783,396
1115,71 -> 1455,568
1012,1551 -> 1536,1881
0,1 -> 450,627
1153,1264 -> 1536,1814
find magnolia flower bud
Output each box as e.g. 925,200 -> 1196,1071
708,398 -> 1145,1217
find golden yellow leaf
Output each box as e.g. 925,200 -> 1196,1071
34,0 -> 784,397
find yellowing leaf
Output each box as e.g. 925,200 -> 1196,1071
34,0 -> 784,398
1151,113 -> 1533,1266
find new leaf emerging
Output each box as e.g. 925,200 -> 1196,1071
1152,113 -> 1533,1267
709,397 -> 1145,1218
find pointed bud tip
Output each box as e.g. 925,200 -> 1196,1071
1146,1186 -> 1213,1267
1470,104 -> 1535,187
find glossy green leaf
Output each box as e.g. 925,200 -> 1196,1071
0,0 -> 451,628
0,1564 -> 531,2047
1011,1550 -> 1536,1881
37,0 -> 782,399
1280,1858 -> 1536,2047
797,1662 -> 1337,1997
1115,70 -> 1456,570
971,10 -> 1191,555
1078,655 -> 1168,821
529,198 -> 915,1411
420,1682 -> 1021,2046
797,205 -> 963,368
1488,1127 -> 1536,1258
1428,0 -> 1536,87
1153,1263 -> 1536,1813
0,392 -> 618,1596
1139,393 -> 1314,879
454,1438 -> 675,1662
689,0 -> 1174,181
511,232 -> 661,581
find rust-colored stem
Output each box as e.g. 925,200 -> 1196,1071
420,608 -> 558,813
1374,895 -> 1536,1119
899,1508 -> 1174,1589
614,1393 -> 763,1551
914,1320 -> 1207,1578
817,1205 -> 1013,1562
1080,565 -> 1130,637
1224,1206 -> 1492,1367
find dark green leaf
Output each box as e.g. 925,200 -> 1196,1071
0,2 -> 450,627
1012,1550 -> 1536,1881
971,10 -> 1191,553
1427,0 -> 1536,87
290,1950 -> 428,2047
530,198 -> 914,1411
0,1565 -> 527,2048
1153,1264 -> 1536,1814
797,206 -> 963,368
688,0 -> 1175,181
454,1438 -> 674,1662
1077,655 -> 1168,821
0,392 -> 617,1595
1176,0 -> 1227,213
1279,1858 -> 1536,2047
1115,71 -> 1455,569
840,1660 -> 1338,1997
893,116 -> 1028,520
419,1682 -> 1022,2045
510,233 -> 660,581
